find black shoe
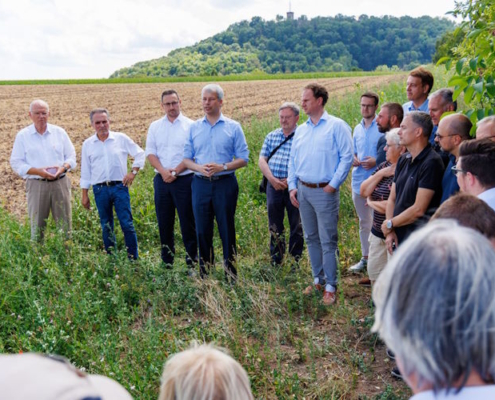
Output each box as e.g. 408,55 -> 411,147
386,349 -> 395,360
391,366 -> 402,379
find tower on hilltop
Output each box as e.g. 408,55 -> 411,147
287,1 -> 294,20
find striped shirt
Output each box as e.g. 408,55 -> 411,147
370,161 -> 393,239
259,128 -> 295,179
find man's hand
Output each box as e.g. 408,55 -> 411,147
269,177 -> 288,191
200,163 -> 224,177
352,155 -> 361,167
381,219 -> 393,236
41,166 -> 58,180
82,190 -> 91,210
385,231 -> 398,255
323,184 -> 337,193
361,156 -> 376,170
289,189 -> 299,208
123,172 -> 136,186
160,169 -> 177,183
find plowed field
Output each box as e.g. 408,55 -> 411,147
1,75 -> 403,217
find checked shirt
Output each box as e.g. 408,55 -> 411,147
260,128 -> 295,179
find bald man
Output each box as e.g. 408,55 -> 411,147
476,116 -> 495,141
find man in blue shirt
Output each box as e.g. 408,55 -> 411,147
435,114 -> 472,203
259,102 -> 304,265
288,83 -> 353,305
183,84 -> 249,281
349,92 -> 382,273
402,67 -> 434,116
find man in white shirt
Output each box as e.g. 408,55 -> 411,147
146,90 -> 197,269
10,99 -> 76,240
80,108 -> 145,259
456,139 -> 495,211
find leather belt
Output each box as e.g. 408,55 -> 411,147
94,181 -> 122,187
39,174 -> 66,182
299,180 -> 328,188
195,174 -> 232,181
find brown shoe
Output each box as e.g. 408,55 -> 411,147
322,290 -> 336,305
358,277 -> 371,287
303,284 -> 323,295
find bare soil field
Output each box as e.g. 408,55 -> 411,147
0,75 -> 402,217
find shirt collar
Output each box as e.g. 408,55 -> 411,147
201,113 -> 225,127
28,123 -> 50,135
360,116 -> 377,128
409,99 -> 428,111
408,143 -> 432,164
165,113 -> 185,125
91,131 -> 115,142
306,111 -> 330,127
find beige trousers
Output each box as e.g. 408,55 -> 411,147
26,176 -> 72,240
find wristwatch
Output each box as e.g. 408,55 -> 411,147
63,166 -> 69,173
386,219 -> 393,230
132,169 -> 138,175
223,163 -> 228,171
171,171 -> 177,177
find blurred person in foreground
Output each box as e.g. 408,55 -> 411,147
0,353 -> 132,400
431,192 -> 495,248
359,128 -> 405,286
158,343 -> 253,400
372,220 -> 495,399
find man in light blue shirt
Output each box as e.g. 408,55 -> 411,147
402,67 -> 434,116
183,84 -> 249,281
288,83 -> 353,305
349,92 -> 382,274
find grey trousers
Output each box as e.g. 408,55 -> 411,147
26,176 -> 72,240
298,183 -> 340,287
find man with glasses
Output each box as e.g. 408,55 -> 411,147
146,90 -> 198,270
435,114 -> 472,203
381,112 -> 444,254
349,92 -> 382,273
456,139 -> 495,211
10,99 -> 76,240
476,116 -> 495,141
259,102 -> 304,266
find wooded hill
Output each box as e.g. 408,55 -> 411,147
110,14 -> 454,78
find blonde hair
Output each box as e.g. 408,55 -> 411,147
158,343 -> 253,400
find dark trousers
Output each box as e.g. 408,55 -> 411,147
266,182 -> 304,264
191,174 -> 238,279
154,173 -> 197,267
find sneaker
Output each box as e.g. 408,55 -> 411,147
322,290 -> 336,305
386,349 -> 396,360
349,258 -> 367,272
358,277 -> 371,287
391,366 -> 402,379
303,284 -> 323,295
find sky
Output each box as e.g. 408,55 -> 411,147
0,0 -> 458,80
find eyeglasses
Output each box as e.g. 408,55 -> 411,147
435,133 -> 458,140
360,104 -> 376,108
162,101 -> 179,107
451,165 -> 467,176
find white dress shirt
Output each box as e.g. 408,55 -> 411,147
10,123 -> 77,179
145,113 -> 193,176
478,187 -> 495,212
80,131 -> 145,189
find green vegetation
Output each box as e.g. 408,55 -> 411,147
110,15 -> 454,78
0,76 -> 428,399
0,70 -> 396,86
436,0 -> 495,130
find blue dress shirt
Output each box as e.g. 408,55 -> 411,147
351,117 -> 382,194
440,154 -> 459,204
403,99 -> 429,116
184,114 -> 249,176
288,111 -> 353,191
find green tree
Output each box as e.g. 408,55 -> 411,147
437,0 -> 495,131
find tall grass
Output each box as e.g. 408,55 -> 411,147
0,70 -> 452,399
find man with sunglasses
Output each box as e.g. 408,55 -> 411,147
146,90 -> 198,271
435,114 -> 472,203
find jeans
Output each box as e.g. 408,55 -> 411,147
266,182 -> 304,264
191,174 -> 238,279
154,173 -> 197,267
297,183 -> 340,287
93,183 -> 138,259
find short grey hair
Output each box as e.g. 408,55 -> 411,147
201,84 -> 224,101
408,111 -> 433,139
372,220 -> 495,392
29,99 -> 49,112
279,102 -> 300,116
385,127 -> 400,146
429,88 -> 457,111
477,115 -> 495,128
89,108 -> 110,123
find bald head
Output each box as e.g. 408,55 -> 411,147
438,114 -> 472,141
476,116 -> 495,141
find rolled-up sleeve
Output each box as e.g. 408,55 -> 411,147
80,141 -> 92,189
62,132 -> 77,170
10,136 -> 31,178
233,123 -> 249,163
126,137 -> 145,168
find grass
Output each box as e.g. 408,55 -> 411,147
0,70 -> 401,86
0,68 -> 450,399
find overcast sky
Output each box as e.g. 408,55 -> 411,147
0,0 -> 458,80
